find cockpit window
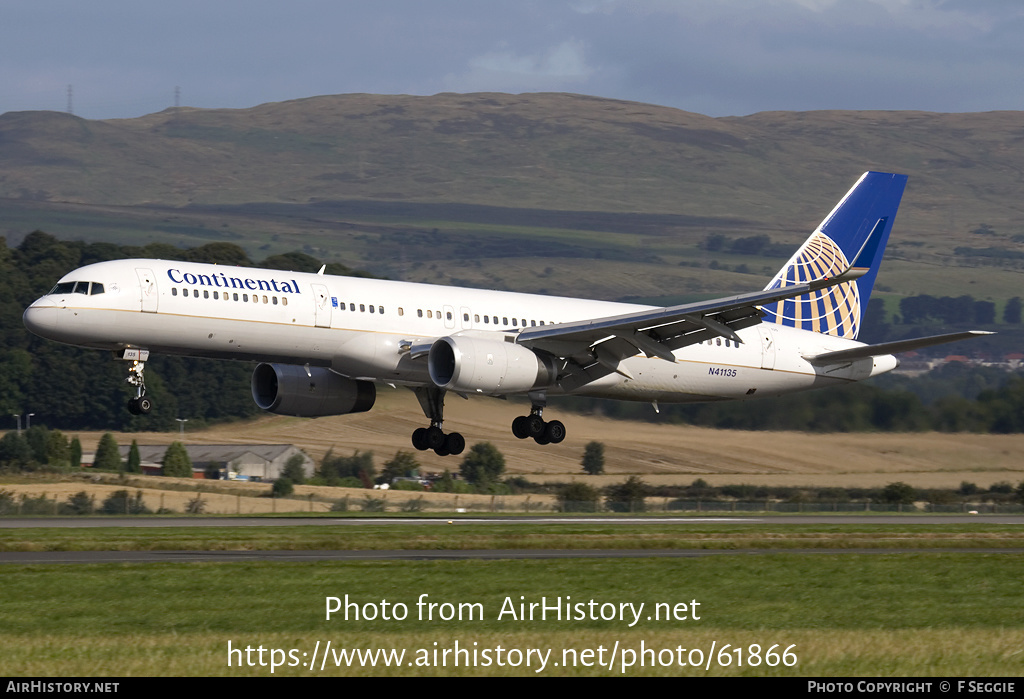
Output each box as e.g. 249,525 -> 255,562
49,281 -> 105,296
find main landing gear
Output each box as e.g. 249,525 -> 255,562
411,387 -> 466,457
122,350 -> 153,416
511,394 -> 565,445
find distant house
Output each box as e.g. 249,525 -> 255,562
111,444 -> 314,481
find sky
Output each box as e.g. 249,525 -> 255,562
3,0 -> 1023,120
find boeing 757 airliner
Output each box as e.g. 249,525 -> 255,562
23,172 -> 987,455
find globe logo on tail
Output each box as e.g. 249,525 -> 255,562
762,232 -> 861,339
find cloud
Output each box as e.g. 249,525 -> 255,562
444,39 -> 593,93
1,1 -> 1023,118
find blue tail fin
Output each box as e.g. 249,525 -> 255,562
760,171 -> 907,339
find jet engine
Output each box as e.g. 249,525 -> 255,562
251,363 -> 376,417
428,335 -> 556,394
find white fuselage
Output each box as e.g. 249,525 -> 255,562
23,258 -> 897,405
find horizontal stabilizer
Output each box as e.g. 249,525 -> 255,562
804,330 -> 993,364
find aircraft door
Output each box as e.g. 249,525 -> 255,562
135,268 -> 158,313
760,326 -> 776,370
443,305 -> 456,330
312,284 -> 332,328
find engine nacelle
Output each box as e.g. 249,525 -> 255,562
428,335 -> 556,394
251,363 -> 376,417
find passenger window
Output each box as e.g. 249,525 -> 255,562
282,298 -> 288,306
360,304 -> 366,312
204,290 -> 210,299
447,311 -> 453,321
263,295 -> 268,304
243,294 -> 248,302
379,306 -> 384,314
369,305 -> 375,313
398,307 -> 404,316
484,316 -> 489,324
213,291 -> 219,300
171,288 -> 178,297
272,297 -> 278,305
463,313 -> 469,322
427,310 -> 432,319
531,320 -> 536,326
716,338 -> 722,346
474,314 -> 480,323
417,309 -> 423,318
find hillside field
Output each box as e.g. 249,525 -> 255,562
64,389 -> 1024,491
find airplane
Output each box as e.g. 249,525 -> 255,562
23,171 -> 988,456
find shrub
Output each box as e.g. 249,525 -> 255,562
162,441 -> 193,478
100,489 -> 150,515
93,433 -> 121,471
605,476 -> 651,513
62,491 -> 95,515
581,441 -> 605,475
401,498 -> 424,512
557,482 -> 601,512
459,442 -> 505,486
360,496 -> 386,512
272,478 -> 294,498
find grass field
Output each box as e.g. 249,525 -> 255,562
1,548 -> 1021,676
2,522 -> 1023,552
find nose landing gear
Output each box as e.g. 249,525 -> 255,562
121,349 -> 152,415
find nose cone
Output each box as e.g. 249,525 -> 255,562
23,304 -> 59,338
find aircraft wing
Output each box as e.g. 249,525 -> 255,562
803,330 -> 994,364
515,225 -> 880,389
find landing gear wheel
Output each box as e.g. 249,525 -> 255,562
526,415 -> 546,439
412,427 -> 430,451
425,425 -> 446,450
127,396 -> 153,415
544,419 -> 566,444
512,415 -> 530,439
411,387 -> 468,457
445,432 -> 466,456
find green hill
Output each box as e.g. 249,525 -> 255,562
1,93 -> 1022,301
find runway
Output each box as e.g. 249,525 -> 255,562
2,514 -> 1021,528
